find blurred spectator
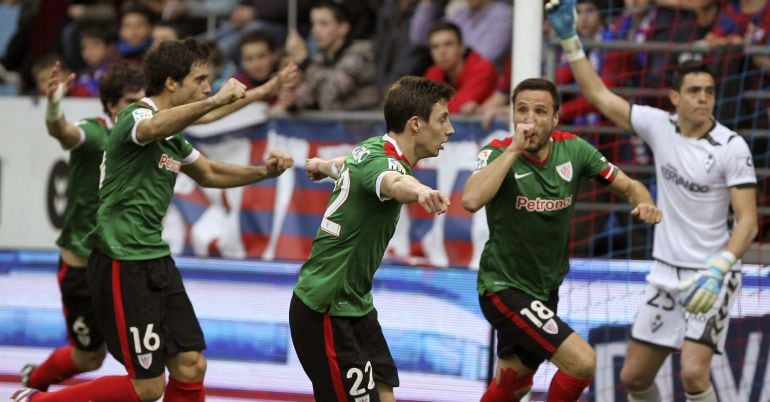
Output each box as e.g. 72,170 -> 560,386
446,0 -> 512,64
286,1 -> 378,111
205,40 -> 237,93
374,0 -> 433,99
212,0 -> 313,61
424,21 -> 496,114
411,0 -> 511,65
74,23 -> 121,97
60,1 -> 120,72
118,5 -> 155,64
31,54 -> 91,97
556,0 -> 612,126
151,20 -> 184,48
236,30 -> 279,88
0,0 -> 21,60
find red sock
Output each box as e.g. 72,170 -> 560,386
31,375 -> 139,402
163,377 -> 205,402
546,370 -> 592,402
481,368 -> 533,402
28,346 -> 81,391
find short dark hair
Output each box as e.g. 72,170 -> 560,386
311,1 -> 350,24
511,78 -> 561,113
383,76 -> 455,134
99,61 -> 144,115
78,23 -> 118,45
143,38 -> 210,96
671,60 -> 713,91
428,20 -> 463,44
238,29 -> 277,53
31,54 -> 66,78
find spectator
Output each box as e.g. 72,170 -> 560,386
151,20 -> 183,48
374,0 -> 433,99
446,0 -> 512,64
31,54 -> 90,97
236,30 -> 279,90
118,5 -> 154,64
424,21 -> 496,114
285,1 -> 378,111
411,0 -> 511,65
205,40 -> 237,93
74,23 -> 120,97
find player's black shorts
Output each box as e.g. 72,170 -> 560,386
87,249 -> 206,379
289,293 -> 399,402
479,288 -> 574,370
58,258 -> 103,351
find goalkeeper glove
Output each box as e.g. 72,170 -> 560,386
678,251 -> 736,314
545,0 -> 585,61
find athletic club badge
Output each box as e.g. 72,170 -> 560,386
556,161 -> 573,182
138,352 -> 153,369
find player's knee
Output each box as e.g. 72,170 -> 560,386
168,352 -> 207,382
619,366 -> 652,391
73,346 -> 106,372
500,368 -> 534,399
679,364 -> 710,392
132,376 -> 165,401
567,347 -> 596,379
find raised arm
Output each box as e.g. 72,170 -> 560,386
45,61 -> 82,150
605,169 -> 662,224
380,173 -> 449,215
181,149 -> 294,188
135,78 -> 247,143
462,123 -> 531,212
545,0 -> 633,132
195,63 -> 300,124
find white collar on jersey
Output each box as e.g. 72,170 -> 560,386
382,133 -> 404,156
139,97 -> 159,112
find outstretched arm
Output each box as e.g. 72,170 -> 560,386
45,61 -> 82,150
135,78 -> 247,143
546,0 -> 632,132
195,63 -> 300,124
306,156 -> 347,181
181,150 -> 294,188
380,173 -> 450,215
606,169 -> 662,224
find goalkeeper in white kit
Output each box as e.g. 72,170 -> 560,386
545,1 -> 758,401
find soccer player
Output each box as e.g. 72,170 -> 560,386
13,38 -> 294,402
462,77 -> 663,402
290,75 -> 454,402
546,1 -> 759,401
19,61 -> 144,393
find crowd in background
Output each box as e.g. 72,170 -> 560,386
0,0 -> 768,128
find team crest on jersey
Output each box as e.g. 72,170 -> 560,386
387,158 -> 406,174
132,108 -> 153,122
475,149 -> 492,170
542,318 -> 559,335
556,161 -> 573,182
138,352 -> 153,369
354,396 -> 370,402
704,154 -> 715,173
158,153 -> 181,172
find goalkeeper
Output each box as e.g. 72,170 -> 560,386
546,1 -> 758,401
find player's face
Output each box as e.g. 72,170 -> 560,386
429,30 -> 464,73
176,62 -> 212,105
241,42 -> 276,81
670,72 -> 715,127
513,90 -> 558,153
576,3 -> 602,38
311,8 -> 347,51
417,100 -> 453,158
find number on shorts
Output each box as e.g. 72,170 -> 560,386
519,300 -> 555,328
346,360 -> 375,396
72,316 -> 90,335
129,324 -> 161,354
320,167 -> 350,237
646,289 -> 675,311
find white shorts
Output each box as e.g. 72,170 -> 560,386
630,260 -> 741,353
